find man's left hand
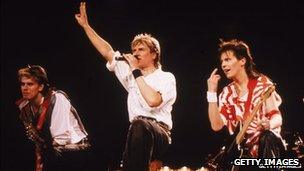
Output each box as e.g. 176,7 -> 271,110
123,53 -> 139,70
258,117 -> 270,130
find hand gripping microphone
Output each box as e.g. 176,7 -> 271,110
115,55 -> 139,61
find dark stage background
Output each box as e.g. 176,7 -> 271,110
2,0 -> 303,170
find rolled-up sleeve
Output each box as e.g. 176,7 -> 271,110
137,72 -> 177,111
155,73 -> 177,109
265,90 -> 282,129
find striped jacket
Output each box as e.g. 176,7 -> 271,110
219,75 -> 283,157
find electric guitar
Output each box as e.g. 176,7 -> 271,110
20,109 -> 45,171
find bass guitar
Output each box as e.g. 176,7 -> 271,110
208,85 -> 276,171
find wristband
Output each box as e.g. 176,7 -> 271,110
132,69 -> 143,79
207,91 -> 218,103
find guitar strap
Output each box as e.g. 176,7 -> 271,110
17,92 -> 53,171
243,78 -> 258,122
34,92 -> 53,171
37,94 -> 52,131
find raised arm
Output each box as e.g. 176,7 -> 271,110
75,2 -> 114,62
207,68 -> 224,131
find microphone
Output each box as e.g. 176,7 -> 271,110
115,56 -> 126,61
115,55 -> 139,61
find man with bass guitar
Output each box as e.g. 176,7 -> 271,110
206,39 -> 286,170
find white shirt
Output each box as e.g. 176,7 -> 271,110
18,92 -> 87,145
106,51 -> 177,129
50,92 -> 87,145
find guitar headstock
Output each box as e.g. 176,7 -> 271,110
260,84 -> 276,102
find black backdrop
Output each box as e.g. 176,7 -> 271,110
2,0 -> 303,170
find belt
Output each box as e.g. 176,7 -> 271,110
53,137 -> 90,154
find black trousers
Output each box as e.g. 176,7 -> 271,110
237,130 -> 286,171
43,147 -> 91,171
122,116 -> 170,171
258,130 -> 286,158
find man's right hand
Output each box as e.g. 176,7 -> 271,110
123,53 -> 140,71
207,68 -> 221,92
74,2 -> 115,62
75,2 -> 89,28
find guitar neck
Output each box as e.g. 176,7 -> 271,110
236,101 -> 262,145
235,85 -> 275,145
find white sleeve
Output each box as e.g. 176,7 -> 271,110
265,90 -> 282,114
266,90 -> 283,129
137,73 -> 177,110
106,51 -> 131,91
50,93 -> 72,145
155,73 -> 177,109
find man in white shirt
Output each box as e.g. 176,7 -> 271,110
16,65 -> 90,171
75,2 -> 177,170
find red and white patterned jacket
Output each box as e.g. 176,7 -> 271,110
219,75 -> 283,157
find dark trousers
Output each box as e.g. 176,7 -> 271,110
258,130 -> 286,158
237,131 -> 286,171
122,116 -> 170,171
43,148 -> 91,171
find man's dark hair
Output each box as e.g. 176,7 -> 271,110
218,39 -> 260,79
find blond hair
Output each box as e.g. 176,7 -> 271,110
131,33 -> 161,68
18,65 -> 50,95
